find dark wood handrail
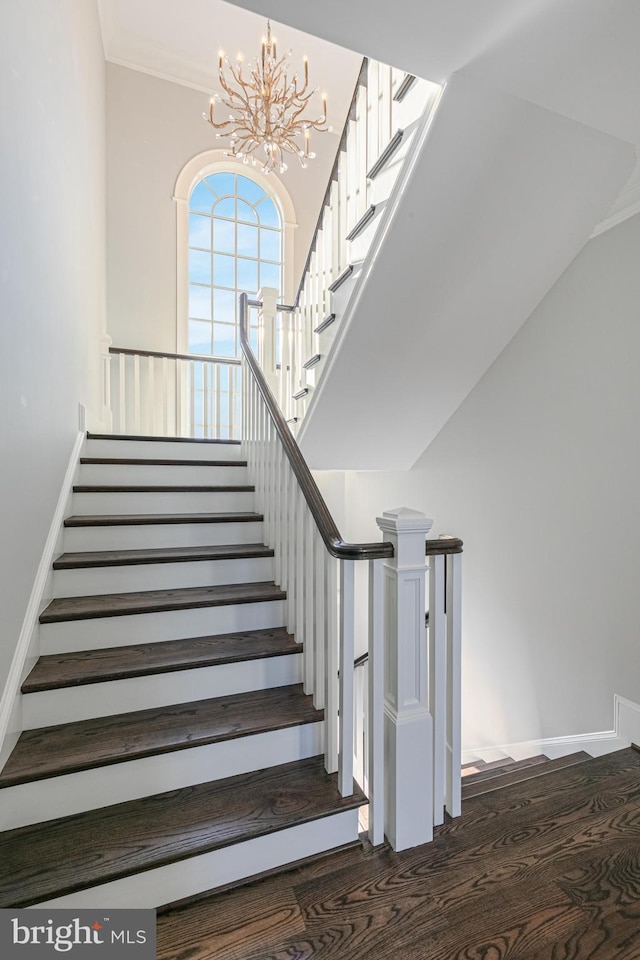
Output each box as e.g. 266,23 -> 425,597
240,293 -> 393,561
294,57 -> 369,305
110,347 -> 241,366
426,538 -> 463,555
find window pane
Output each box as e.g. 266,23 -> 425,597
218,392 -> 230,425
192,363 -> 204,389
189,249 -> 211,284
218,365 -> 229,391
215,197 -> 236,219
189,319 -> 212,354
213,323 -> 237,357
189,284 -> 211,320
237,223 -> 258,257
260,228 -> 280,262
214,288 -> 236,324
259,262 -> 280,292
206,172 -> 235,197
189,214 -> 211,250
237,175 -> 266,205
237,258 -> 258,292
213,253 -> 235,288
213,218 -> 235,254
256,197 -> 280,227
236,199 -> 257,224
189,180 -> 215,213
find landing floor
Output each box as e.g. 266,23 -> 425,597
157,748 -> 640,959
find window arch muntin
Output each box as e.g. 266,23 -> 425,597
187,171 -> 284,359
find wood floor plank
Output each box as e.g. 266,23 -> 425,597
53,542 -> 273,570
157,881 -> 305,960
0,757 -> 365,908
22,627 -> 296,692
0,684 -> 319,786
64,512 -> 263,527
39,581 -> 285,623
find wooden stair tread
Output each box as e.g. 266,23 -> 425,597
462,751 -> 592,799
22,627 -> 298,692
461,754 -> 549,786
73,484 -> 255,493
40,581 -> 286,623
87,432 -> 241,445
64,512 -> 263,527
80,457 -> 247,466
0,756 -> 365,908
53,543 -> 274,570
0,684 -> 319,787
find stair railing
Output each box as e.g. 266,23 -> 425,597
241,292 -> 463,849
240,291 -> 390,846
107,347 -> 242,440
286,59 -> 441,424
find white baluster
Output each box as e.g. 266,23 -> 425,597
314,531 -> 326,709
147,356 -> 155,436
338,559 -> 355,796
429,552 -> 446,827
376,507 -> 433,850
368,556 -> 385,846
445,552 -> 462,819
279,446 -> 288,593
287,461 -> 297,634
133,354 -> 141,435
304,507 -> 316,698
324,551 -> 338,774
273,431 -> 282,586
118,353 -> 126,434
296,487 -> 307,683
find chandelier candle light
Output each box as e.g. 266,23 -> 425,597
205,20 -> 329,174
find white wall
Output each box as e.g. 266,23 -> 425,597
106,63 -> 344,352
320,212 -> 640,752
0,2 -> 106,687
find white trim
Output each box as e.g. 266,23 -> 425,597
0,431 -> 84,770
591,197 -> 640,238
591,168 -> 640,238
461,693 -> 640,765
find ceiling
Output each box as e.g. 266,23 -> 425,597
97,0 -> 362,134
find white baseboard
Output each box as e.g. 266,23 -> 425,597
0,430 -> 84,768
462,693 -> 640,764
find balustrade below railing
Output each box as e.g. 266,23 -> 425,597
108,347 -> 241,439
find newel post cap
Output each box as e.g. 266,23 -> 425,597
376,507 -> 433,536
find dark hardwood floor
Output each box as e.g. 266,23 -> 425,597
157,748 -> 640,960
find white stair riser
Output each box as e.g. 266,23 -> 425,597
72,490 -> 255,515
63,521 -> 264,552
0,723 -> 323,831
52,556 -> 274,598
40,599 -> 287,654
34,809 -> 359,908
23,653 -> 302,728
79,463 -> 249,485
86,439 -> 244,461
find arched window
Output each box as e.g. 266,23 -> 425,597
187,172 -> 283,358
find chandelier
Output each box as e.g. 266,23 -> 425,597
205,21 -> 329,174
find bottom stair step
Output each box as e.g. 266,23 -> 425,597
0,756 -> 366,908
462,751 -> 592,800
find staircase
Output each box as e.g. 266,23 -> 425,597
0,433 -> 365,909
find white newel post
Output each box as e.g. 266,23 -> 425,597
259,287 -> 278,395
377,507 -> 434,851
